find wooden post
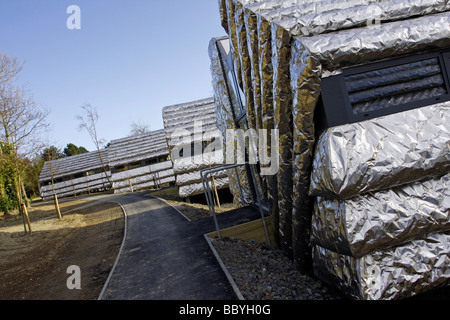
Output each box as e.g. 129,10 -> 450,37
54,193 -> 62,219
22,202 -> 32,234
20,203 -> 28,234
212,177 -> 221,209
128,179 -> 134,193
15,177 -> 30,234
48,158 -> 61,219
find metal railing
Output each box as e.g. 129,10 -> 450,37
200,162 -> 271,247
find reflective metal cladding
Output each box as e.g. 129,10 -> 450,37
212,0 -> 450,299
162,98 -> 230,198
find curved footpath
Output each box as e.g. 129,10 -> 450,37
95,191 -> 261,300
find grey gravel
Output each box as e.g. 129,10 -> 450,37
211,238 -> 344,300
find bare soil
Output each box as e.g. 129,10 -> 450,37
0,189 -> 233,301
0,198 -> 124,300
161,198 -> 237,221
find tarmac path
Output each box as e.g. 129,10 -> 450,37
97,191 -> 243,300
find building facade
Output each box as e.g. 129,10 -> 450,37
162,97 -> 230,199
39,149 -> 111,200
209,0 -> 450,299
108,129 -> 175,194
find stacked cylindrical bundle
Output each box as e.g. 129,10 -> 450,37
162,98 -> 229,198
313,232 -> 450,300
108,129 -> 175,194
39,149 -> 111,201
215,0 -> 450,281
309,102 -> 450,299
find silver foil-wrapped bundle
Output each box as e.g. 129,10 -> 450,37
301,11 -> 450,73
162,97 -> 230,198
313,231 -> 450,300
179,177 -> 230,199
309,102 -> 450,200
309,102 -> 450,299
312,173 -> 450,258
213,1 -> 450,295
308,102 -> 450,299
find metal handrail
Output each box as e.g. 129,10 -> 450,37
200,163 -> 271,247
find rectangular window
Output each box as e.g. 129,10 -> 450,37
73,172 -> 85,179
128,161 -> 142,170
145,157 -> 159,166
113,165 -> 126,173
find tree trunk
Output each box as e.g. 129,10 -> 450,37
97,151 -> 112,191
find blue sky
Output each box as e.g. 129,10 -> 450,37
0,0 -> 226,152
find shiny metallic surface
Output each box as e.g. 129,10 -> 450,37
39,149 -> 111,200
290,39 -> 322,269
301,11 -> 450,73
276,0 -> 450,37
179,177 -> 230,199
272,22 -> 295,255
256,11 -> 280,245
108,130 -> 175,194
309,102 -> 450,200
162,98 -> 229,197
312,173 -> 450,258
208,37 -> 253,206
214,0 -> 450,296
236,1 -> 257,130
313,231 -> 450,300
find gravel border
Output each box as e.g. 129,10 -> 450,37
210,237 -> 345,300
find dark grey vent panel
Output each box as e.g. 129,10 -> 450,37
345,58 -> 447,114
315,48 -> 450,132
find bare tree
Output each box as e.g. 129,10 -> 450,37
1,53 -> 49,155
0,86 -> 49,218
0,52 -> 49,232
0,86 -> 50,155
130,120 -> 150,136
76,103 -> 112,187
0,53 -> 23,87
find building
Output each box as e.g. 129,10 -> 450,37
39,130 -> 175,199
162,97 -> 230,199
39,149 -> 111,201
108,129 -> 175,194
209,0 -> 450,299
